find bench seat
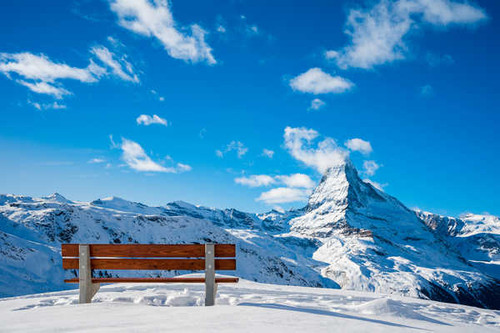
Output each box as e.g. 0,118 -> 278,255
61,243 -> 238,306
64,277 -> 239,283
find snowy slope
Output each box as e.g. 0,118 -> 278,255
0,157 -> 499,310
286,160 -> 500,309
416,210 -> 500,280
0,279 -> 499,332
0,194 -> 333,298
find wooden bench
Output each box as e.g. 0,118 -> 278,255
61,243 -> 238,306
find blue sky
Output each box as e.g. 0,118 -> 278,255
0,0 -> 499,217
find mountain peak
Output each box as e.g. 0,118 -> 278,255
42,193 -> 71,203
307,158 -> 370,211
90,196 -> 149,213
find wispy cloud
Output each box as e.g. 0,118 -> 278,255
88,158 -> 106,164
136,114 -> 168,126
0,53 -> 97,98
235,173 -> 315,189
216,141 -> 248,158
18,80 -> 70,99
276,174 -> 315,189
308,98 -> 326,111
363,160 -> 380,176
290,68 -> 353,94
262,149 -> 274,158
257,187 -> 312,204
119,138 -> 191,173
28,100 -> 67,110
284,126 -> 348,173
235,175 -> 276,187
150,89 -> 165,102
0,42 -> 138,99
328,0 -> 487,69
345,138 -> 373,155
109,0 -> 215,64
91,45 -> 139,83
240,15 -> 262,37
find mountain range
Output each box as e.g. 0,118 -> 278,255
1,158 -> 498,309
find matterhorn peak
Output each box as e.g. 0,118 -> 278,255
307,157 -> 375,211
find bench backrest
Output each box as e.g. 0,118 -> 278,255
61,244 -> 236,271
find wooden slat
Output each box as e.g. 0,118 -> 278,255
61,244 -> 236,258
64,277 -> 239,284
62,258 -> 236,271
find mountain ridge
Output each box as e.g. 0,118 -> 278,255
1,159 -> 499,309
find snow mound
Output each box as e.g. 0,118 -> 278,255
352,298 -> 447,325
1,279 -> 499,332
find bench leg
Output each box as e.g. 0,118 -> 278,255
79,244 -> 99,304
205,244 -> 216,306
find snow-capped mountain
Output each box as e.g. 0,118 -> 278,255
0,158 -> 499,309
286,160 -> 500,309
416,210 -> 499,280
0,194 -> 333,298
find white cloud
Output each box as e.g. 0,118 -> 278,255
216,141 -> 248,158
0,42 -> 138,98
262,149 -> 274,158
276,174 -> 315,189
176,163 -> 192,172
17,80 -> 70,99
239,15 -> 267,38
330,0 -> 487,69
136,114 -> 168,126
150,89 -> 165,101
289,68 -> 353,94
345,138 -> 373,155
324,50 -> 339,59
217,25 -> 226,33
415,0 -> 487,25
257,187 -> 312,204
91,46 -> 139,83
0,52 -> 97,83
235,175 -> 276,187
88,158 -> 106,164
363,160 -> 380,176
235,173 -> 314,189
109,0 -> 215,64
119,138 -> 190,173
47,102 -> 66,110
309,98 -> 326,111
28,100 -> 67,110
284,126 -> 348,173
246,25 -> 259,36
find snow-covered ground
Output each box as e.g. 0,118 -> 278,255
1,278 -> 498,332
